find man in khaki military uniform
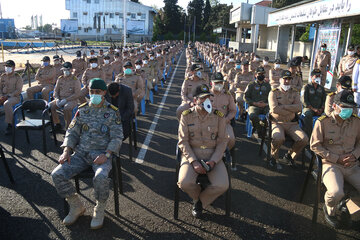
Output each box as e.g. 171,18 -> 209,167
314,43 -> 331,86
147,52 -> 159,87
0,60 -> 23,135
310,90 -> 360,228
141,56 -> 153,102
288,61 -> 303,91
226,59 -> 242,95
176,64 -> 209,119
178,84 -> 228,218
110,52 -> 123,76
268,70 -> 308,169
107,47 -> 115,63
244,67 -> 271,138
72,51 -> 87,79
210,73 -> 236,149
269,59 -> 283,89
261,56 -> 272,82
97,49 -> 105,65
325,76 -> 352,116
115,61 -> 144,114
250,55 -> 261,74
235,60 -> 253,119
100,55 -> 114,84
221,54 -> 236,81
301,69 -> 326,138
338,45 -> 358,77
50,62 -> 81,130
53,55 -> 63,80
27,56 -> 56,101
80,57 -> 105,103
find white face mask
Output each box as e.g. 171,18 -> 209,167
77,57 -> 81,60
229,58 -> 234,62
314,77 -> 321,85
263,61 -> 268,65
104,60 -> 109,64
196,71 -> 202,78
255,58 -> 260,62
135,65 -> 141,70
274,64 -> 281,69
225,56 -> 229,59
280,84 -> 291,91
140,50 -> 144,53
214,83 -> 224,92
90,63 -> 98,68
150,56 -> 154,60
348,51 -> 355,56
156,54 -> 161,57
5,66 -> 13,74
144,60 -> 148,65
202,98 -> 212,114
115,49 -> 120,53
63,70 -> 71,76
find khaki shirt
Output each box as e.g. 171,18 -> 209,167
97,55 -> 104,65
269,87 -> 301,122
261,64 -> 272,79
81,67 -> 105,87
35,65 -> 56,85
54,74 -> 81,101
235,71 -> 253,93
250,61 -> 261,73
72,58 -> 87,77
110,59 -> 123,76
310,113 -> 360,164
178,107 -> 227,164
210,89 -> 237,123
324,92 -> 336,116
100,64 -> 114,84
269,68 -> 283,89
314,50 -> 331,69
180,76 -> 209,104
0,72 -> 23,97
115,73 -> 144,99
54,63 -> 63,80
338,55 -> 358,77
291,72 -> 303,91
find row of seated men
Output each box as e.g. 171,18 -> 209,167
0,41 -> 183,135
176,41 -> 360,228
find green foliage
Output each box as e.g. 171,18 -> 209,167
37,24 -> 53,33
24,26 -> 32,30
272,0 -> 304,8
299,25 -> 311,42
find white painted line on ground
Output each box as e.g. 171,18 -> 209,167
135,51 -> 184,164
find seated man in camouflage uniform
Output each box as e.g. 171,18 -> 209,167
51,78 -> 123,230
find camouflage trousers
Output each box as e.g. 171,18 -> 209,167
51,150 -> 112,202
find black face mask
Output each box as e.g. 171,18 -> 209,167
257,75 -> 265,81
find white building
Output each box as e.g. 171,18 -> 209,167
64,0 -> 156,41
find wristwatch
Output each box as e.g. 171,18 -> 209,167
105,152 -> 111,158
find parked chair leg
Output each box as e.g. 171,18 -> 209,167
225,163 -> 231,216
75,178 -> 80,193
11,126 -> 16,154
25,130 -> 30,143
0,146 -> 15,184
174,164 -> 180,220
299,153 -> 315,203
312,161 -> 322,224
117,157 -> 123,195
42,127 -> 47,155
112,159 -> 120,216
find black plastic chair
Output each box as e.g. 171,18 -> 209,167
0,144 -> 14,184
174,145 -> 232,219
12,99 -> 57,155
64,155 -> 123,216
126,115 -> 138,161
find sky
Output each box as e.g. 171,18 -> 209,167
1,0 -> 261,28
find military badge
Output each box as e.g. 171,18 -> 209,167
260,86 -> 267,91
190,132 -> 194,137
82,124 -> 89,131
211,133 -> 216,140
69,119 -> 76,129
100,124 -> 109,134
328,139 -> 334,145
84,109 -> 90,114
115,118 -> 121,125
104,113 -> 110,118
309,89 -> 315,94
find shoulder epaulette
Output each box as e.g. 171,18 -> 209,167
109,104 -> 118,111
352,114 -> 360,119
214,109 -> 224,118
182,109 -> 192,116
292,87 -> 299,92
356,59 -> 360,64
328,92 -> 335,96
272,88 -> 279,92
318,115 -> 327,121
78,102 -> 88,109
226,90 -> 231,95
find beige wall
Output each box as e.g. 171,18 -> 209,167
287,41 -> 313,60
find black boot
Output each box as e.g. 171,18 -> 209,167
283,153 -> 296,168
5,124 -> 12,135
50,124 -> 62,133
338,199 -> 352,228
192,200 -> 203,218
323,204 -> 340,228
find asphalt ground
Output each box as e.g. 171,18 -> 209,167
0,50 -> 359,240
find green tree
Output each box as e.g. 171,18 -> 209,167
163,0 -> 182,34
203,0 -> 211,32
187,0 -> 204,35
24,25 -> 32,30
272,0 -> 304,8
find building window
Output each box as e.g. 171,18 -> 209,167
141,13 -> 146,20
119,13 -> 123,18
73,12 -> 78,18
95,0 -> 99,3
84,28 -> 89,33
87,0 -> 91,3
83,12 -> 88,16
110,13 -> 114,18
131,13 -> 136,19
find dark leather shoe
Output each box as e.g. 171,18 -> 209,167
338,200 -> 352,228
192,200 -> 203,218
269,157 -> 276,167
4,124 -> 12,136
323,204 -> 340,228
283,153 -> 296,168
50,124 -> 62,133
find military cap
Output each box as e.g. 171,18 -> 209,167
76,51 -> 82,57
274,59 -> 281,64
191,64 -> 202,71
256,67 -> 265,73
242,60 -> 249,65
99,49 -> 103,52
149,51 -> 155,56
235,59 -> 242,64
212,72 -> 225,82
42,56 -> 50,62
334,90 -> 357,107
130,49 -> 135,53
282,70 -> 292,79
5,60 -> 15,67
90,49 -> 95,53
104,55 -> 110,59
321,43 -> 327,48
311,69 -> 322,76
123,61 -> 133,68
264,56 -> 269,61
135,59 -> 142,65
338,76 -> 352,90
114,52 -> 120,57
194,58 -> 202,63
53,55 -> 60,60
230,54 -> 235,58
193,84 -> 213,98
61,62 -> 72,70
143,56 -> 149,60
89,78 -> 107,91
89,57 -> 98,62
348,45 -> 355,51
